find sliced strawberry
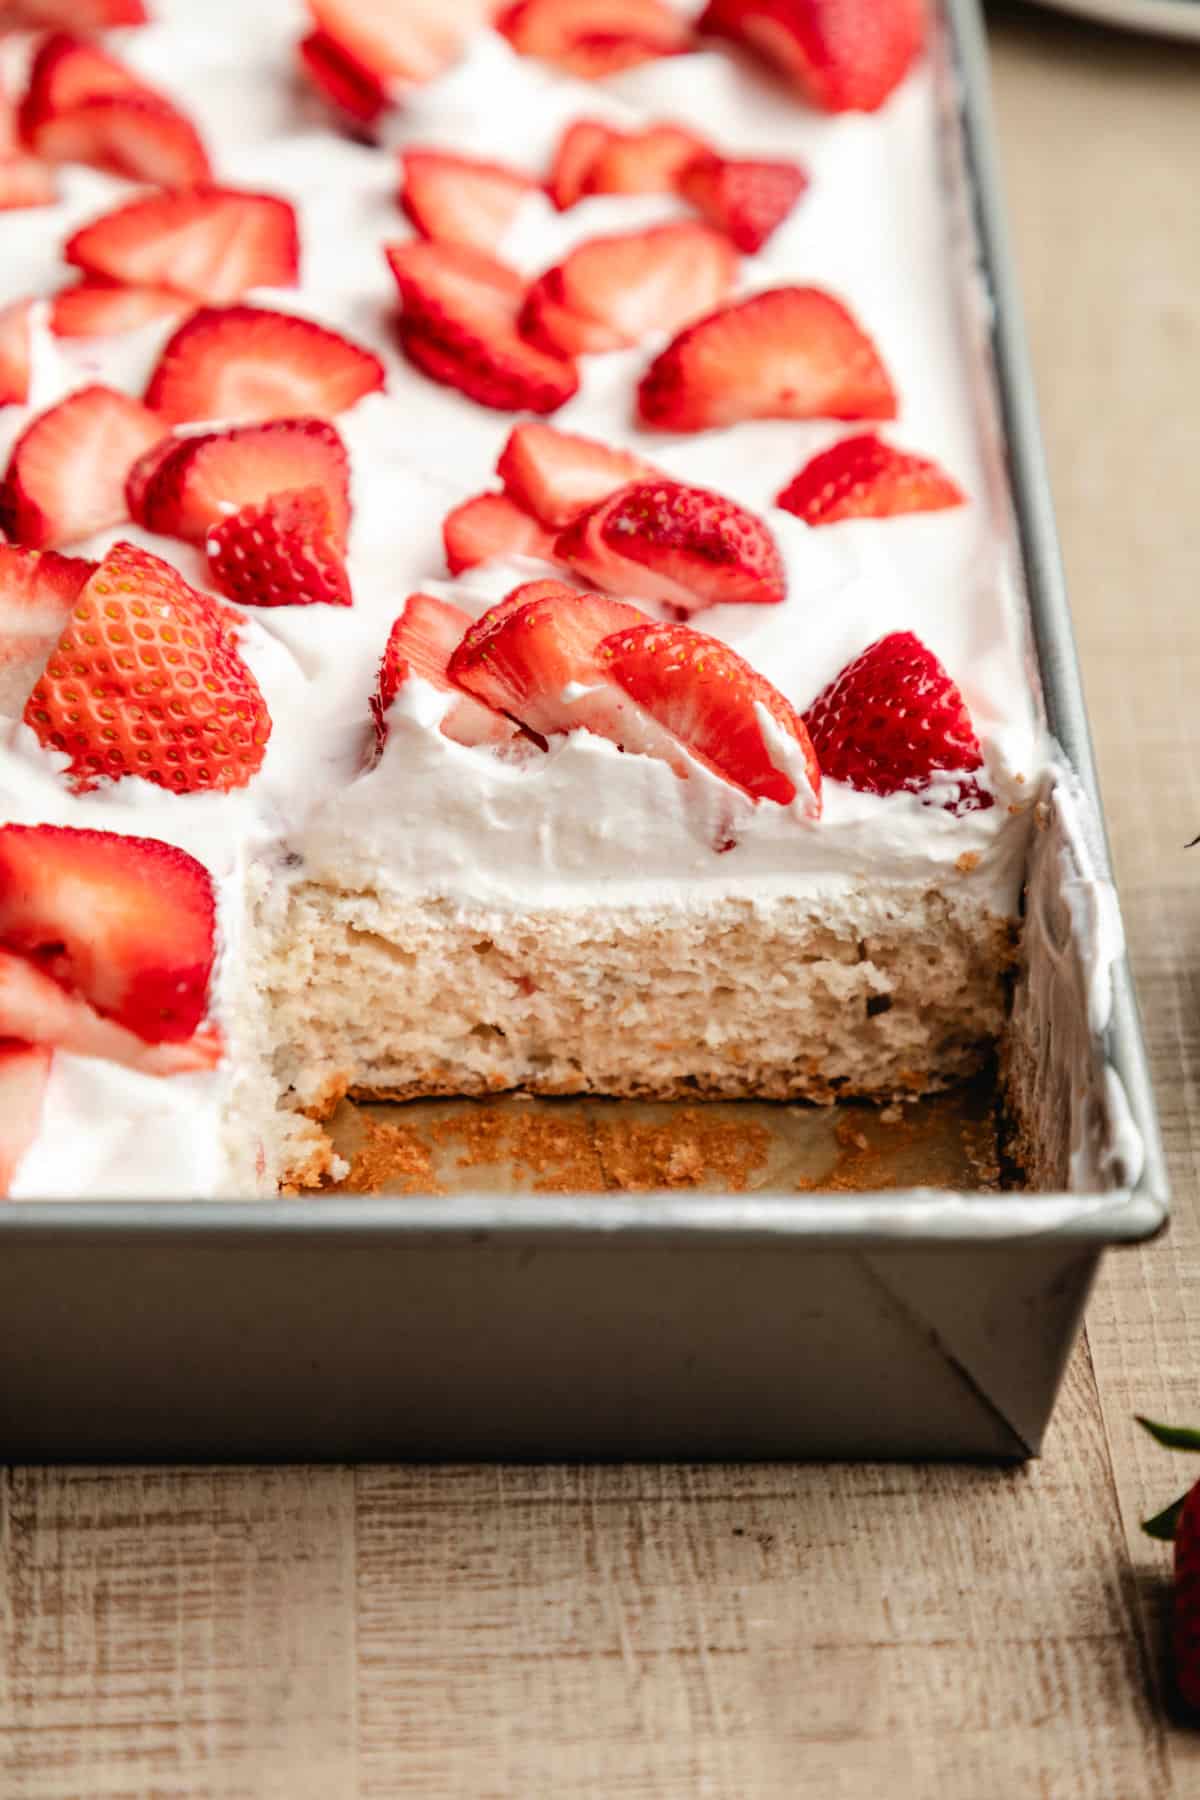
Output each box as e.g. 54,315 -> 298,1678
517,267 -> 623,358
523,223 -> 737,359
586,123 -> 710,196
66,189 -> 301,305
678,154 -> 808,253
0,543 -> 94,713
699,0 -> 924,113
207,486 -> 352,608
496,0 -> 694,76
0,822 -> 216,1043
24,540 -> 272,792
0,1039 -> 52,1198
638,286 -> 897,431
130,417 -> 350,550
18,33 -> 145,142
803,630 -> 990,810
0,301 -> 32,408
449,584 -> 653,747
0,385 -> 163,550
451,577 -> 580,664
387,240 -> 579,415
557,480 -> 785,613
28,94 -> 212,191
443,491 -> 557,575
373,591 -> 516,750
0,951 -> 221,1077
0,154 -> 57,210
50,280 -> 191,339
546,118 -> 611,210
497,422 -> 660,530
297,29 -> 388,128
775,432 -> 964,524
598,620 -> 820,806
309,0 -> 481,85
4,0 -> 147,27
400,148 -> 535,256
145,305 -> 385,426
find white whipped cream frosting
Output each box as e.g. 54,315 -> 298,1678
0,0 -> 1054,1195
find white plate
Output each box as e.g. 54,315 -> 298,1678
1033,0 -> 1200,39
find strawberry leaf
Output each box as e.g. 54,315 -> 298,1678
1136,1415 -> 1200,1452
1142,1493 -> 1189,1541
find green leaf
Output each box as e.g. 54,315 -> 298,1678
1143,1494 -> 1187,1541
1136,1415 -> 1200,1452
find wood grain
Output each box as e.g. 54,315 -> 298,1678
4,7 -> 1200,1795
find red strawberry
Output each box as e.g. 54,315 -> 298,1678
598,618 -> 823,806
496,0 -> 694,76
497,421 -> 660,530
308,0 -> 481,86
0,950 -> 220,1077
0,300 -> 32,408
66,189 -> 301,305
386,240 -> 579,415
0,543 -> 94,714
373,591 -> 516,750
678,153 -> 808,252
24,539 -> 272,792
448,584 -> 651,747
50,280 -> 191,339
0,822 -> 216,1043
400,148 -> 535,256
776,432 -> 964,524
518,266 -> 623,357
803,630 -> 989,810
144,305 -> 385,425
207,486 -> 352,608
4,0 -> 147,27
0,154 -> 57,210
700,0 -> 924,112
546,118 -> 611,210
639,286 -> 897,431
557,479 -> 786,613
1138,1417 -> 1200,1714
522,223 -> 737,358
297,30 -> 388,128
0,385 -> 163,550
443,491 -> 557,575
450,576 -> 580,664
129,417 -> 351,547
28,94 -> 212,191
18,33 -> 145,141
0,1039 -> 52,1198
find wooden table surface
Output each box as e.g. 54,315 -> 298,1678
4,7 -> 1200,1795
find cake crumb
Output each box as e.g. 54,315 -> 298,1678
510,1113 -> 606,1192
430,1106 -> 512,1170
338,1114 -> 444,1195
956,851 -> 980,874
597,1107 -> 770,1192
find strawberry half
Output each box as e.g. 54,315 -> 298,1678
496,421 -> 660,530
546,118 -> 611,210
521,223 -> 737,357
638,286 -> 897,431
678,153 -> 808,253
128,417 -> 351,547
803,630 -> 989,810
66,188 -> 301,305
0,950 -> 220,1077
0,154 -> 57,210
547,119 -> 709,207
0,543 -> 95,715
28,94 -> 212,191
1138,1417 -> 1200,1715
207,486 -> 353,608
700,0 -> 924,113
18,33 -> 145,141
297,30 -> 389,129
0,1039 -> 52,1198
400,148 -> 535,256
557,479 -> 786,613
448,584 -> 652,747
599,620 -> 820,806
50,280 -> 192,339
0,822 -> 216,1043
450,577 -> 580,663
373,591 -> 516,750
0,385 -> 163,550
0,300 -> 32,408
144,305 -> 385,425
496,0 -> 694,77
386,240 -> 579,415
775,432 -> 965,524
443,492 -> 557,575
24,540 -> 272,793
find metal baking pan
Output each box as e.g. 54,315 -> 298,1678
0,0 -> 1168,1461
